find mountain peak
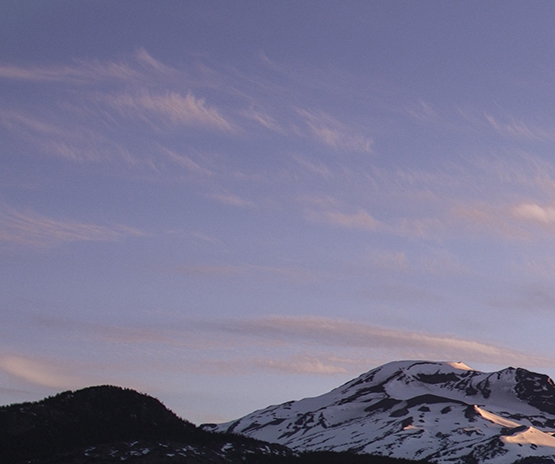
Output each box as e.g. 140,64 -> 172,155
347,360 -> 475,384
208,360 -> 555,464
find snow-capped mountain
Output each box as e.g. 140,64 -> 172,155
205,361 -> 555,464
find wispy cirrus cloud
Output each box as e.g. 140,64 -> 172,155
353,247 -> 464,277
156,145 -> 214,176
395,217 -> 446,239
1,107 -> 224,177
0,51 -> 235,177
487,282 -> 555,313
0,61 -> 139,84
0,110 -> 67,138
419,248 -> 466,274
406,99 -> 438,122
0,207 -> 145,247
452,199 -> 555,241
298,194 -> 444,237
364,282 -> 440,305
298,193 -> 382,231
0,109 -> 141,165
167,263 -> 318,282
315,209 -> 381,230
511,202 -> 555,224
209,315 -> 555,368
242,107 -> 284,133
367,250 -> 410,272
0,48 -> 176,85
484,113 -> 555,142
0,354 -> 86,389
208,193 -> 257,208
104,91 -> 233,131
34,314 -> 232,351
255,355 -> 349,375
450,204 -> 524,241
25,312 -> 555,380
305,207 -> 382,231
297,109 -> 373,153
291,154 -> 334,179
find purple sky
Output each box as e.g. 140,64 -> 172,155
3,1 -> 555,424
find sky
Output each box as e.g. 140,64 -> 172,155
3,0 -> 555,424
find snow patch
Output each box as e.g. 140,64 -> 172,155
474,406 -> 521,428
502,427 -> 555,448
447,361 -> 473,371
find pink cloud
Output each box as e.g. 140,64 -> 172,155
0,207 -> 145,247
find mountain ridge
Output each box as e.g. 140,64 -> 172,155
0,384 -> 423,464
205,360 -> 555,464
5,360 -> 555,463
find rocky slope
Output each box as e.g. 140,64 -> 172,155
206,361 -> 555,464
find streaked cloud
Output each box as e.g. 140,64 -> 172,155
104,91 -> 232,131
0,61 -> 139,84
406,99 -> 438,122
354,247 -> 464,277
298,193 -> 383,232
454,199 -> 555,241
157,146 -> 213,176
299,195 -> 441,238
518,257 -> 555,277
291,154 -> 334,179
255,355 -> 349,375
242,107 -> 284,133
484,114 -> 555,142
213,316 -> 555,368
168,263 -> 318,282
0,48 -> 175,85
364,282 -> 440,305
512,202 -> 555,224
133,48 -> 181,79
487,282 -> 555,312
0,354 -> 85,389
0,109 -> 140,165
452,204 -> 528,241
24,311 -> 555,384
0,110 -> 68,138
190,231 -> 225,246
418,248 -> 466,274
367,250 -> 410,272
34,314 -> 237,351
0,207 -> 145,247
395,217 -> 445,239
297,109 -> 373,153
296,194 -> 341,208
306,208 -> 381,231
208,193 -> 256,208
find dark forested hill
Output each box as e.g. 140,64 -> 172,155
0,385 -> 197,462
